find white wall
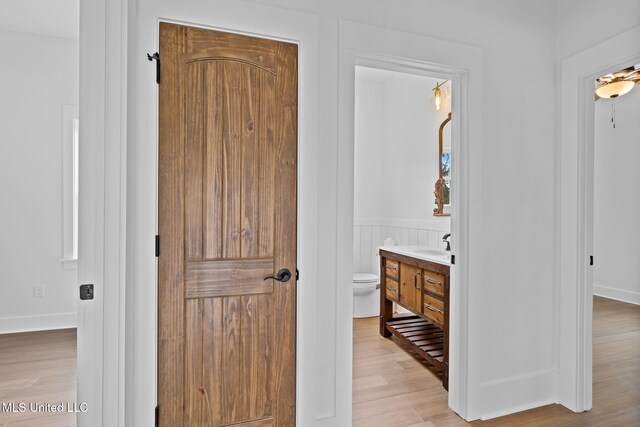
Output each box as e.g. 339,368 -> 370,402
354,69 -> 451,274
593,88 -> 640,304
353,75 -> 384,221
555,0 -> 640,61
0,29 -> 79,333
381,74 -> 451,220
128,0 -> 559,423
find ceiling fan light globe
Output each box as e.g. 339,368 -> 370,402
595,80 -> 635,98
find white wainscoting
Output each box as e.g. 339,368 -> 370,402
353,218 -> 451,274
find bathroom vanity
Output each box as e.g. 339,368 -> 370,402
379,246 -> 451,389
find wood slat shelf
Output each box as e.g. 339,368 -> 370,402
386,316 -> 445,370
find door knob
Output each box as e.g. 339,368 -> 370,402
264,268 -> 291,283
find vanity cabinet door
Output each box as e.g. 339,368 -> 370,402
399,263 -> 422,312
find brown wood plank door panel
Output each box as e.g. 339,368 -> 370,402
399,263 -> 421,312
158,23 -> 297,427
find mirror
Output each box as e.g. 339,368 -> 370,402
433,112 -> 452,216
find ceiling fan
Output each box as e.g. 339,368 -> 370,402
595,64 -> 640,100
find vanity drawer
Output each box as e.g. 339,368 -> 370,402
423,271 -> 445,296
385,259 -> 399,279
423,294 -> 445,326
385,278 -> 399,301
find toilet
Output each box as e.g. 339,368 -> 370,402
352,273 -> 380,318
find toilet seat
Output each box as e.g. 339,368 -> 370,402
353,273 -> 379,290
353,273 -> 378,283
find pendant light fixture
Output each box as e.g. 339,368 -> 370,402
432,80 -> 448,111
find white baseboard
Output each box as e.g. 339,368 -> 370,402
479,369 -> 558,420
593,284 -> 640,305
0,313 -> 77,334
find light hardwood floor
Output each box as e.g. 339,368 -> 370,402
0,297 -> 637,427
353,296 -> 640,427
0,328 -> 76,427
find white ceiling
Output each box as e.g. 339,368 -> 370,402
0,0 -> 78,40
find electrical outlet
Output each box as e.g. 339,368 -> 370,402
33,285 -> 45,298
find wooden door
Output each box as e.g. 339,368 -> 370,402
399,263 -> 422,312
158,23 -> 297,427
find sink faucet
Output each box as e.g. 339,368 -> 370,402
443,233 -> 451,251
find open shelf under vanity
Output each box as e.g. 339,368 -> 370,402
385,316 -> 445,372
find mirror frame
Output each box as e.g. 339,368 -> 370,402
433,112 -> 452,216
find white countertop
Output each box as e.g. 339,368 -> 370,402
379,245 -> 451,266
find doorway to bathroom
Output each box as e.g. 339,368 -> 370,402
338,21 -> 482,423
351,64 -> 457,426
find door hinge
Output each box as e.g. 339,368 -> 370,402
147,52 -> 160,84
590,255 -> 594,266
155,235 -> 160,257
155,405 -> 159,426
451,254 -> 455,265
296,268 -> 300,281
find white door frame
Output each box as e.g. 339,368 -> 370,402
78,0 -> 128,425
558,26 -> 640,413
338,21 -> 484,420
